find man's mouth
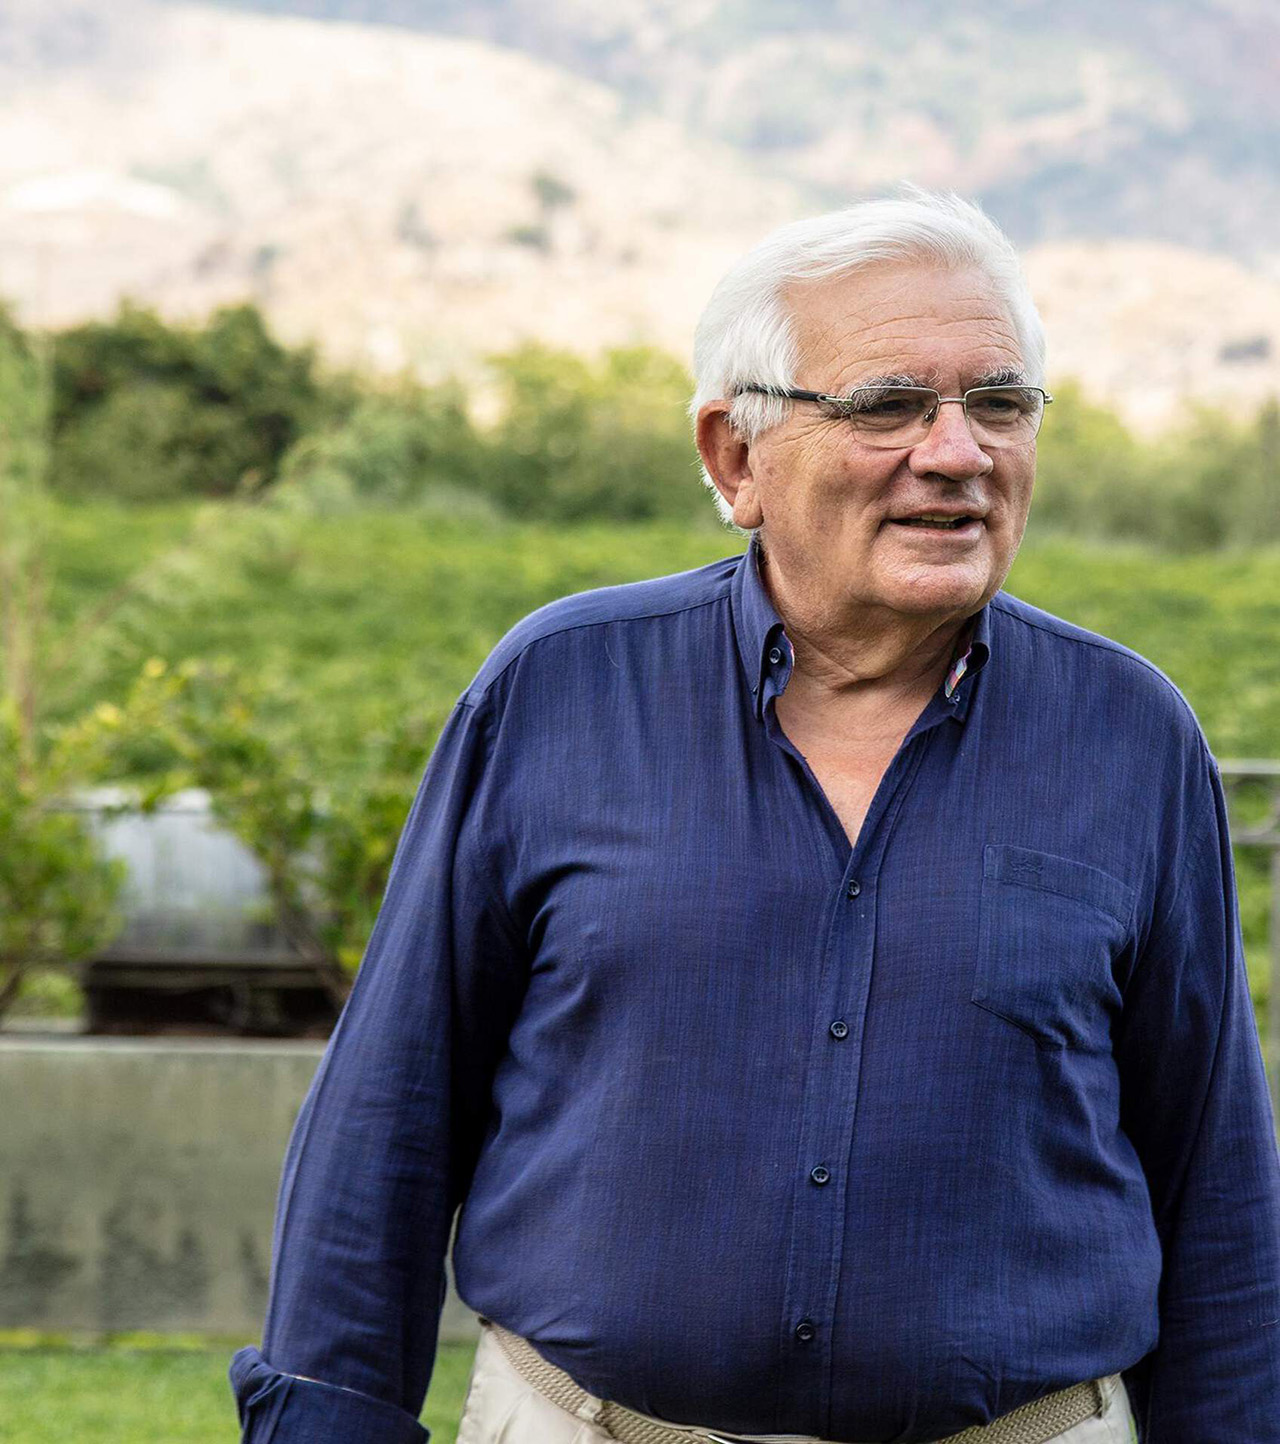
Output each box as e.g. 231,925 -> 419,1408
888,513 -> 982,531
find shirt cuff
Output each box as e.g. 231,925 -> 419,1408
230,1346 -> 430,1443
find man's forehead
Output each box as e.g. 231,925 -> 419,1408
784,262 -> 1025,385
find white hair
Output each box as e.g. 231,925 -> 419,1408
689,187 -> 1047,528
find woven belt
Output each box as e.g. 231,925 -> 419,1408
489,1324 -> 1112,1444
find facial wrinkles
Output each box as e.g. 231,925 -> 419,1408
790,269 -> 1024,396
823,317 -> 1023,396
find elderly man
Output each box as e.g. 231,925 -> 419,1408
232,192 -> 1280,1444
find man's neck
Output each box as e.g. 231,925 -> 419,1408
758,547 -> 974,714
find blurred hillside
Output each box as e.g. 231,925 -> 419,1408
1,0 -> 1278,426
179,0 -> 1280,259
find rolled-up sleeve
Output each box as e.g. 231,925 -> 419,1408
1117,739 -> 1280,1440
230,695 -> 526,1442
229,1348 -> 429,1442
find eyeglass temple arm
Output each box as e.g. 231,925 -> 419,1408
739,385 -> 840,403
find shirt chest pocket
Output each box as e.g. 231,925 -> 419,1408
972,844 -> 1136,1052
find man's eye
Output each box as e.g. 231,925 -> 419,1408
969,388 -> 1037,418
842,389 -> 927,420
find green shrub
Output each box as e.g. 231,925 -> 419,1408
272,380 -> 492,515
1032,383 -> 1280,553
7,298 -> 1277,542
49,303 -> 335,499
484,343 -> 705,522
1030,381 -> 1159,543
0,704 -> 125,1017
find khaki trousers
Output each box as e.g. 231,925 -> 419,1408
456,1324 -> 1138,1444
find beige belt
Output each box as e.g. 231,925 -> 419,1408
489,1323 -> 1113,1444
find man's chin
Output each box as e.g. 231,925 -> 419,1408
871,555 -> 995,617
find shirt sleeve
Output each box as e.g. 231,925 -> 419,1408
1116,739 -> 1280,1442
229,696 -> 527,1442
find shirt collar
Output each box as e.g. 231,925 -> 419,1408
731,535 -> 791,722
731,534 -> 991,724
941,607 -> 991,722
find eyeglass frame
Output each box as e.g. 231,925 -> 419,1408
737,382 -> 1054,446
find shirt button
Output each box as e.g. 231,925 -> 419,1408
809,1165 -> 831,1186
795,1320 -> 817,1343
768,646 -> 784,665
829,1020 -> 849,1040
846,879 -> 861,899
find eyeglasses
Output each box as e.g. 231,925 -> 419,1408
740,383 -> 1052,449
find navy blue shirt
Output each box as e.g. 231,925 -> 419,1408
232,539 -> 1280,1443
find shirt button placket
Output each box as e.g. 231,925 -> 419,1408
789,875 -> 866,1399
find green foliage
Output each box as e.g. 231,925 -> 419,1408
30,302 -> 712,523
531,169 -> 576,210
1029,380 -> 1158,542
484,343 -> 704,522
0,303 -> 50,752
31,501 -> 1280,764
10,301 -> 1280,542
0,706 -> 125,1014
504,223 -> 551,251
0,307 -> 51,700
1031,384 -> 1280,552
81,658 -> 446,974
0,305 -> 47,497
1153,397 -> 1280,551
0,309 -> 125,1020
272,379 -> 493,515
48,302 -> 334,499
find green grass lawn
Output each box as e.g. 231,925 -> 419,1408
0,1339 -> 476,1444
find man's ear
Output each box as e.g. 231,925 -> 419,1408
696,402 -> 764,530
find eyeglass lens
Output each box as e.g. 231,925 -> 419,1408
829,386 -> 1045,448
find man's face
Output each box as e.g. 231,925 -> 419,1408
727,263 -> 1037,627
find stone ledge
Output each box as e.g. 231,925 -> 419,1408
0,1036 -> 477,1341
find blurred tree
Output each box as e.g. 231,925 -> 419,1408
1029,380 -> 1159,544
273,377 -> 491,514
0,305 -> 46,771
1155,397 -> 1280,552
1032,381 -> 1280,553
0,305 -> 123,1019
9,292 -> 1277,542
0,709 -> 124,1017
49,302 -> 337,499
485,343 -> 704,522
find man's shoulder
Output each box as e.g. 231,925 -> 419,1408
463,552 -> 742,703
990,589 -> 1201,731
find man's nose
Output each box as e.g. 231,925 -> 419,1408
908,398 -> 994,481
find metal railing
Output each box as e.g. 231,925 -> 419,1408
1219,762 -> 1280,1115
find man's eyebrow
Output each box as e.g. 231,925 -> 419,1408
830,367 -> 1031,395
835,372 -> 922,393
970,366 -> 1030,388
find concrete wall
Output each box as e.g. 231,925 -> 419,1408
0,1034 -> 477,1341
